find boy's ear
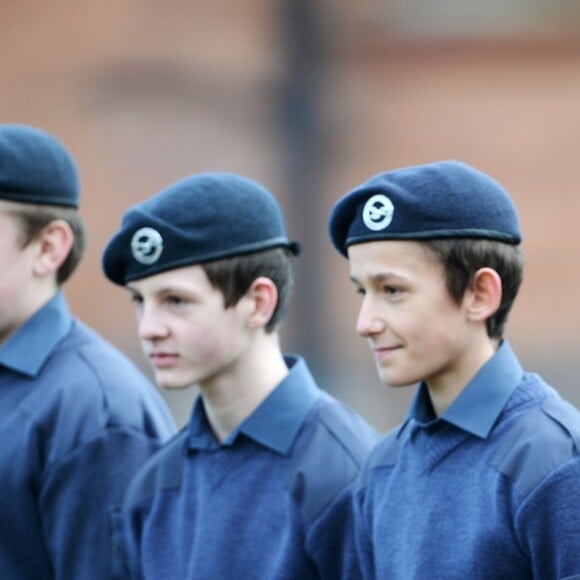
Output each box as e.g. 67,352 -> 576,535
33,220 -> 73,277
246,276 -> 278,330
466,267 -> 502,322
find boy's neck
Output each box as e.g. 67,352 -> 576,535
1,284 -> 59,346
427,337 -> 500,417
200,334 -> 289,443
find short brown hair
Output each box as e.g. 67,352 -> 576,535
201,247 -> 295,333
422,238 -> 524,339
10,203 -> 87,285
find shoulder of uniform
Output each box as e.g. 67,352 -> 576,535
491,396 -> 580,496
288,400 -> 379,521
315,399 -> 380,462
125,429 -> 188,506
62,328 -> 171,430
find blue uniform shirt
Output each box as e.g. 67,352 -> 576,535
355,341 -> 580,579
0,292 -> 176,580
122,355 -> 379,579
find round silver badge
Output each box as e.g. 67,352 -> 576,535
131,227 -> 164,265
362,194 -> 394,231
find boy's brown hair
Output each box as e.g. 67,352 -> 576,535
202,247 -> 295,333
422,238 -> 524,339
9,203 -> 87,285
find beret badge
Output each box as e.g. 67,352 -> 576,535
131,227 -> 164,265
362,194 -> 394,232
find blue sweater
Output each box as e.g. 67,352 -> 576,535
122,356 -> 379,579
354,341 -> 580,579
0,292 -> 176,580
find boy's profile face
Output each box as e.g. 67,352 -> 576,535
127,263 -> 253,390
348,239 -> 480,393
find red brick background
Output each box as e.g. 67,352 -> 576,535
1,2 -> 579,431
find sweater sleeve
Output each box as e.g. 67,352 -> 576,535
306,483 -> 364,580
353,478 -> 376,580
298,401 -> 379,579
515,455 -> 580,579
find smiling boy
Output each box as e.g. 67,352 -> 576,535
102,172 -> 379,579
328,160 -> 580,579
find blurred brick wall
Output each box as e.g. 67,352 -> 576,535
1,2 -> 579,430
323,37 -> 580,429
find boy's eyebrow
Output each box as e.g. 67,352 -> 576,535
349,272 -> 403,285
126,283 -> 199,299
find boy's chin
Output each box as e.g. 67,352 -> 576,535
154,372 -> 195,390
376,369 -> 416,389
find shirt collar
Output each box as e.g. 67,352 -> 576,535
400,340 -> 524,439
187,355 -> 320,454
0,292 -> 72,376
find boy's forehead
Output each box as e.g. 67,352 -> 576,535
0,203 -> 21,231
127,263 -> 210,293
0,200 -> 30,231
0,199 -> 26,212
348,239 -> 441,279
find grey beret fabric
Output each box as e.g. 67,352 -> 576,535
102,172 -> 299,285
328,160 -> 522,257
0,124 -> 79,208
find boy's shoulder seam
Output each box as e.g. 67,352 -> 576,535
491,397 -> 580,496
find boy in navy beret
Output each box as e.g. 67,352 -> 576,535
328,160 -> 580,579
0,123 -> 176,580
102,171 -> 379,579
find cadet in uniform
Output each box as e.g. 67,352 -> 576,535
0,124 -> 176,580
102,172 -> 379,579
328,160 -> 580,579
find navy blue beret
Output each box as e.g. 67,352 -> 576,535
0,124 -> 79,207
328,160 -> 522,257
102,172 -> 300,285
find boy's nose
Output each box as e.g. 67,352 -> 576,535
137,307 -> 168,340
356,299 -> 383,337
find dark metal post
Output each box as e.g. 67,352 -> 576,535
278,0 -> 332,381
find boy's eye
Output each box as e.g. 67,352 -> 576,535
166,295 -> 186,306
383,285 -> 401,296
130,293 -> 143,305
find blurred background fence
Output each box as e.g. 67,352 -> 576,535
2,0 -> 579,431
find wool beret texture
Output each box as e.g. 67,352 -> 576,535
102,172 -> 299,285
328,160 -> 522,257
0,124 -> 79,207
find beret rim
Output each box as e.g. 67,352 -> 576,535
0,189 -> 78,208
105,236 -> 299,286
343,228 -> 522,255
